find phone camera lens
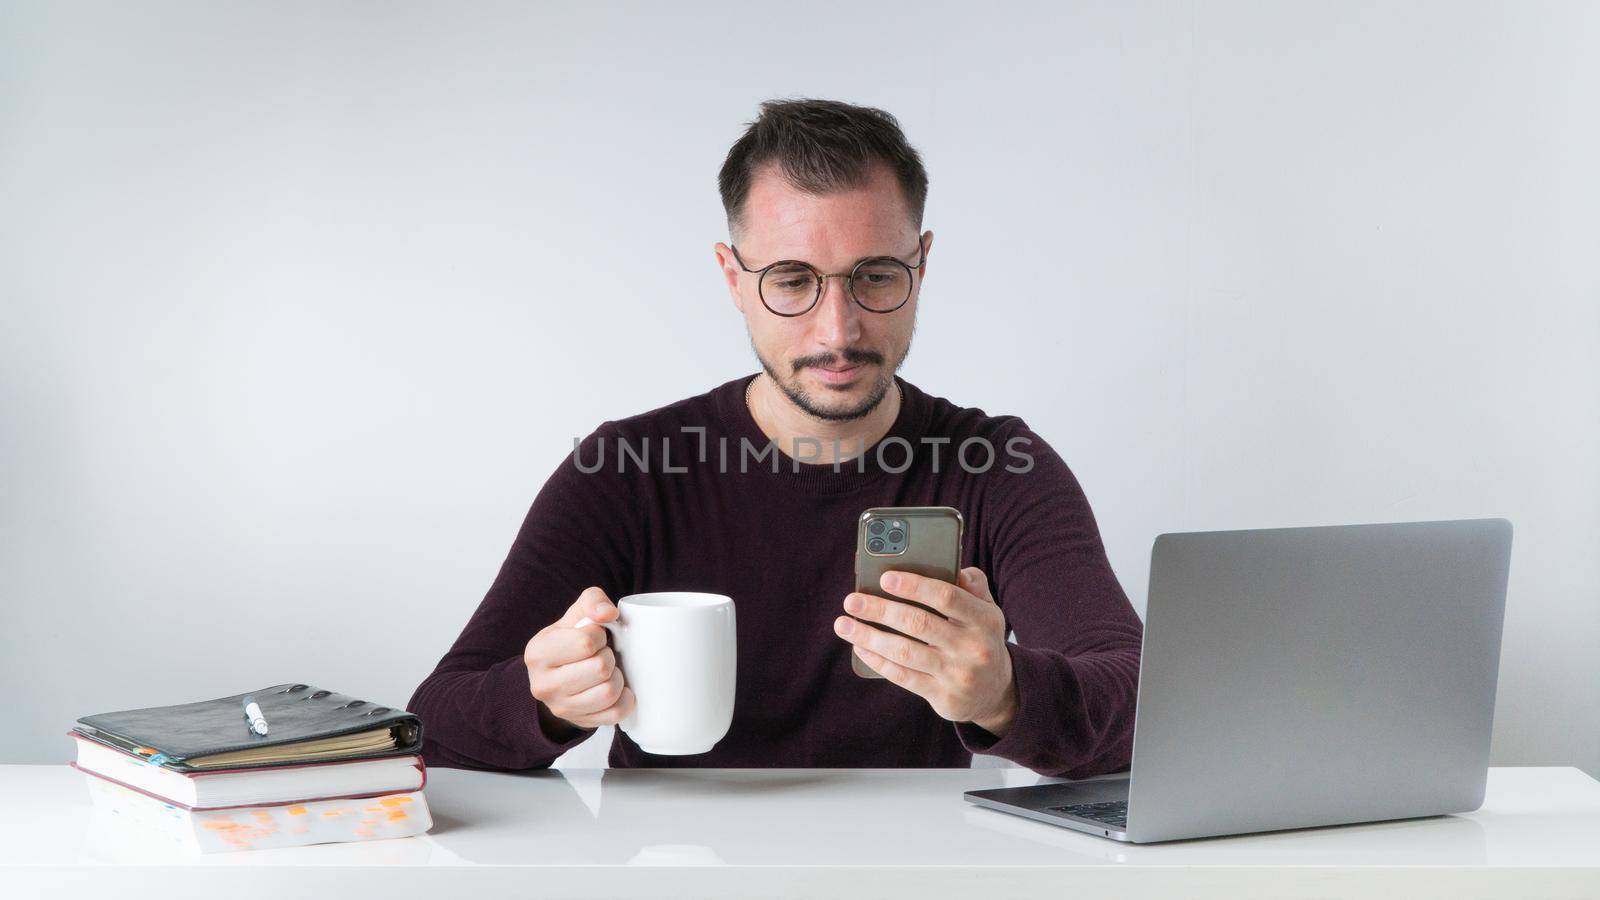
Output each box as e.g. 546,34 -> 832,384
868,538 -> 886,553
887,529 -> 904,544
868,520 -> 886,536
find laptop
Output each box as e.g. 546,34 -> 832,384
964,517 -> 1513,843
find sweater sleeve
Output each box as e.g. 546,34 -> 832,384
407,422 -> 638,771
952,421 -> 1144,777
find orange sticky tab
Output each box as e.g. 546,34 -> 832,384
287,806 -> 307,816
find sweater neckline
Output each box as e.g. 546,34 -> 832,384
712,372 -> 931,495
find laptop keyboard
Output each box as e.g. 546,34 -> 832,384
1048,800 -> 1128,828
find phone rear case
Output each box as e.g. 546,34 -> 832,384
852,507 -> 963,679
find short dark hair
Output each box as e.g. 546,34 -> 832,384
717,98 -> 929,241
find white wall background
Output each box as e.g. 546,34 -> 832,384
2,1 -> 1595,777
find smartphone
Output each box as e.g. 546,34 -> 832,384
851,506 -> 964,679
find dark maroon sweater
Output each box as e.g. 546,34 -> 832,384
408,374 -> 1143,777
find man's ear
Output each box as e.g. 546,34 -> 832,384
714,243 -> 745,313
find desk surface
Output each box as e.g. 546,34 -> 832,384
5,765 -> 1599,899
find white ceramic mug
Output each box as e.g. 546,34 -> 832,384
573,592 -> 736,755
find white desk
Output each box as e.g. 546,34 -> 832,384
4,765 -> 1598,899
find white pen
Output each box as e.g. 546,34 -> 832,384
243,696 -> 269,736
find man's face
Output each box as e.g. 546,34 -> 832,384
715,164 -> 932,422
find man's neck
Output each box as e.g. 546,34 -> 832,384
746,373 -> 901,466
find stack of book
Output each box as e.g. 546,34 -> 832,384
70,683 -> 432,853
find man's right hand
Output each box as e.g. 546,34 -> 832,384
524,586 -> 636,740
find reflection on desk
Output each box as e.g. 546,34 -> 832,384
2,765 -> 1597,899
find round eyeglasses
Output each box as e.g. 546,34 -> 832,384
729,240 -> 926,317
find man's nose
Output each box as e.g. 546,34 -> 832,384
811,275 -> 861,348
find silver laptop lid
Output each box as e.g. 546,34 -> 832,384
1124,518 -> 1512,843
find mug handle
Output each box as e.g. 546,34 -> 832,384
571,616 -> 632,731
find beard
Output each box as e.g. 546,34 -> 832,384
750,337 -> 911,423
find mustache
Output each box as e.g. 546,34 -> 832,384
791,348 -> 884,373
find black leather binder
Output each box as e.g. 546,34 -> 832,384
73,683 -> 423,772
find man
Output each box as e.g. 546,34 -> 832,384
408,98 -> 1142,777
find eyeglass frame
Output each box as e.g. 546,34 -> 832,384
728,238 -> 927,317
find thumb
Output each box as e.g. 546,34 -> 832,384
959,567 -> 995,604
564,586 -> 618,628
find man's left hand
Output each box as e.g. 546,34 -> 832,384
835,567 -> 1019,738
